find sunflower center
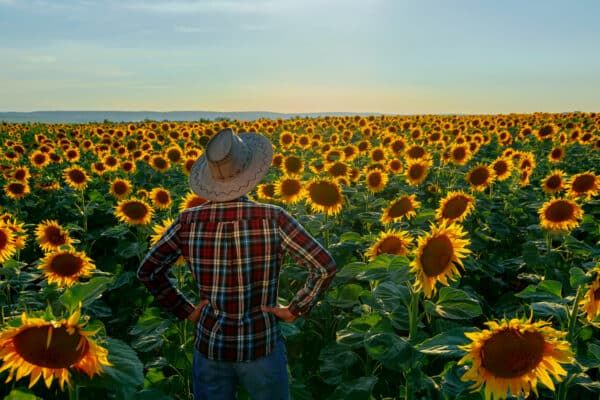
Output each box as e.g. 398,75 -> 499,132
0,229 -> 7,249
156,191 -> 170,204
480,328 -> 545,378
15,170 -> 26,180
442,196 -> 469,219
308,182 -> 341,206
113,182 -> 129,195
368,173 -> 382,187
545,175 -> 562,189
469,167 -> 490,186
261,184 -> 276,198
409,164 -> 425,179
187,196 -> 207,208
377,237 -> 406,255
13,325 -> 89,369
44,226 -> 67,246
544,201 -> 575,222
551,148 -> 562,159
122,201 -> 149,220
284,157 -> 302,173
281,179 -> 302,196
420,235 -> 454,277
572,175 -> 595,193
372,149 -> 385,162
167,149 -> 181,162
50,253 -> 84,276
34,154 -> 46,164
539,125 -> 553,137
452,147 -> 466,160
8,183 -> 25,195
328,162 -> 347,177
408,146 -> 425,159
493,161 -> 508,175
153,158 -> 168,169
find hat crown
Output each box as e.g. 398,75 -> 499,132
205,128 -> 251,181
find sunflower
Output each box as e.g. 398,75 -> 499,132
365,229 -> 413,261
448,144 -> 472,165
326,161 -> 349,179
182,157 -> 196,175
369,146 -> 387,163
535,123 -> 559,141
256,183 -> 276,201
109,178 -> 133,200
466,164 -> 495,191
0,307 -> 111,391
548,147 -> 564,163
405,159 -> 431,186
149,218 -> 186,266
150,155 -> 170,173
91,161 -> 107,176
38,249 -> 96,287
490,157 -> 512,181
387,158 -> 403,174
35,220 -> 73,253
405,144 -> 427,160
121,160 -> 137,174
29,151 -> 50,169
380,195 -> 421,225
0,223 -> 17,263
274,176 -> 304,204
178,191 -> 209,213
365,169 -> 388,193
458,317 -> 573,400
410,221 -> 471,298
64,147 -> 80,163
149,187 -> 172,209
436,191 -> 475,223
541,170 -> 567,194
1,216 -> 27,251
12,166 -> 30,182
282,155 -> 303,176
580,267 -> 600,321
4,181 -> 30,200
115,198 -> 154,225
304,179 -> 344,216
567,171 -> 599,200
165,145 -> 183,163
538,198 -> 584,232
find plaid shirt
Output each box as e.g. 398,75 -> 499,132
136,195 -> 337,361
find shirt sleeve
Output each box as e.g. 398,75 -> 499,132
277,208 -> 337,317
136,215 -> 195,320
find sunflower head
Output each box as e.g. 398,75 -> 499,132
256,183 -> 276,201
109,178 -> 133,200
538,198 -> 584,233
149,187 -> 172,209
365,229 -> 412,260
0,223 -> 17,263
365,169 -> 388,193
304,179 -> 344,216
436,191 -> 475,223
405,159 -> 432,186
38,248 -> 96,287
380,195 -> 421,225
541,170 -> 567,194
35,220 -> 73,253
567,171 -> 599,200
580,266 -> 600,321
115,198 -> 154,225
282,155 -> 303,176
4,181 -> 31,200
458,317 -> 573,400
178,191 -> 208,213
466,164 -> 495,191
0,306 -> 112,391
274,176 -> 304,204
410,220 -> 471,298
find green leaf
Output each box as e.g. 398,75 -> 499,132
326,283 -> 368,308
569,267 -> 591,288
4,389 -> 40,400
326,376 -> 378,400
335,262 -> 368,280
426,287 -> 482,320
339,231 -> 362,243
101,224 -> 130,239
415,327 -> 478,357
531,301 -> 568,323
372,281 -> 411,311
363,332 -> 420,371
319,343 -> 362,385
515,279 -> 562,302
59,276 -> 114,311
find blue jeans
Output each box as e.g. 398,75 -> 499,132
192,336 -> 290,400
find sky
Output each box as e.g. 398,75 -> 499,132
0,0 -> 599,114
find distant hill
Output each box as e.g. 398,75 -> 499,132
0,111 -> 382,123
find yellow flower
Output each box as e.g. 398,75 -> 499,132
567,171 -> 599,200
35,220 -> 73,253
436,191 -> 475,223
380,195 -> 421,224
178,191 -> 209,213
304,179 -> 344,216
63,166 -> 90,190
38,248 -> 96,287
0,223 -> 17,263
115,198 -> 154,225
538,198 -> 584,232
458,317 -> 574,400
365,229 -> 412,261
274,176 -> 304,204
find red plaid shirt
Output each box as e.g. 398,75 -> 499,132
137,196 -> 337,361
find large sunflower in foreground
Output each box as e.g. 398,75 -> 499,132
304,179 -> 344,216
538,198 -> 584,232
35,220 -> 73,253
410,221 -> 471,298
541,170 -> 567,194
0,223 -> 17,263
38,248 -> 96,287
567,171 -> 599,200
436,191 -> 475,223
365,229 -> 412,261
0,307 -> 112,391
580,267 -> 600,321
380,195 -> 421,224
115,198 -> 154,225
458,317 -> 573,400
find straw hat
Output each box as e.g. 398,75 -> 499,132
189,128 -> 273,201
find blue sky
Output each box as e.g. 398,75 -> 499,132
1,0 -> 599,113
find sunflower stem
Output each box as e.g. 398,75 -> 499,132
408,287 -> 420,344
68,384 -> 80,400
567,286 -> 584,342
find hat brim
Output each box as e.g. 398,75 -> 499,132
189,132 -> 273,202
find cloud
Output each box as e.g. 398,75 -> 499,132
28,55 -> 57,64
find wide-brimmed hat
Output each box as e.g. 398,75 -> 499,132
189,128 -> 273,202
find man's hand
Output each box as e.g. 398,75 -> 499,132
261,304 -> 299,323
187,299 -> 210,323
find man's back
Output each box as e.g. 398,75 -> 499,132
138,195 -> 337,362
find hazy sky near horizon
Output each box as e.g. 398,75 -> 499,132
1,0 -> 599,113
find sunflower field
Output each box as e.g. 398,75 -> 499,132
0,114 -> 599,400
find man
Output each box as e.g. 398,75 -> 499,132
137,128 -> 337,400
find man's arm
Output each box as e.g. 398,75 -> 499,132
136,215 -> 195,320
277,208 -> 337,317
